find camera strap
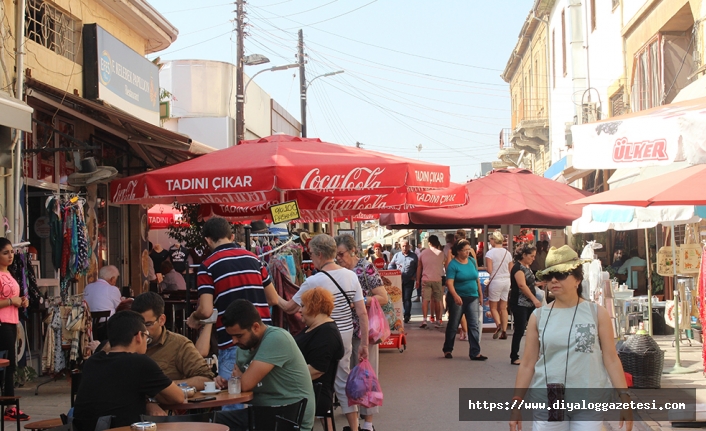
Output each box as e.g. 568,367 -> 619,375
541,296 -> 580,386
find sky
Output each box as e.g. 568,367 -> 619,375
146,0 -> 531,183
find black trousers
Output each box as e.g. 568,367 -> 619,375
509,305 -> 533,363
0,323 -> 17,396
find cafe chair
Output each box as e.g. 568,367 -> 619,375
314,382 -> 336,431
71,415 -> 113,431
140,412 -> 216,423
274,416 -> 300,431
70,372 -> 82,408
247,399 -> 308,431
0,395 -> 22,431
90,312 -> 111,342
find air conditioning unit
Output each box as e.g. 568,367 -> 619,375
565,122 -> 573,148
581,102 -> 598,124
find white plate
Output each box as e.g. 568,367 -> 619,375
199,389 -> 223,395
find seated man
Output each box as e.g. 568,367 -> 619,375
617,249 -> 648,290
131,292 -> 214,390
215,300 -> 316,431
72,311 -> 184,431
83,265 -> 122,314
159,260 -> 187,292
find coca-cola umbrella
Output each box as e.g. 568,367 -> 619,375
110,134 -> 467,220
382,168 -> 592,229
147,204 -> 190,229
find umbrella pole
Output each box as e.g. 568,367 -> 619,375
645,228 -> 653,336
665,221 -> 696,374
330,210 -> 335,236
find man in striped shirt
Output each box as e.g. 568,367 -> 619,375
187,217 -> 279,407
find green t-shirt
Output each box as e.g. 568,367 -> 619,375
236,326 -> 315,431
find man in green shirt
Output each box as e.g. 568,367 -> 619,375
215,299 -> 315,431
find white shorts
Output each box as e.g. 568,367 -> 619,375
488,279 -> 510,302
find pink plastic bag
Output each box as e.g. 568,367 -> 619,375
345,358 -> 383,408
366,297 -> 391,344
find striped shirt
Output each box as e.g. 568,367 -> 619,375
293,268 -> 363,333
197,243 -> 272,349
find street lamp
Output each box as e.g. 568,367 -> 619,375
236,62 -> 297,145
244,63 -> 299,95
301,70 -> 344,137
235,53 -> 272,146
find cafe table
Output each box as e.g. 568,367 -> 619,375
110,423 -> 228,431
160,391 -> 253,411
0,358 -> 9,368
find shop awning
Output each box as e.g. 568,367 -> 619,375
543,154 -> 592,184
571,95 -> 706,170
0,90 -> 33,132
25,79 -> 215,168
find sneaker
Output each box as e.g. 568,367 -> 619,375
429,316 -> 436,323
435,320 -> 443,328
419,321 -> 428,329
4,407 -> 29,421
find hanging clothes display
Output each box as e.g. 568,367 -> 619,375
8,250 -> 41,310
269,257 -> 305,336
47,196 -> 91,301
41,297 -> 89,374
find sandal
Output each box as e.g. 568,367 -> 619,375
459,332 -> 467,341
493,326 -> 502,339
511,360 -> 521,365
499,331 -> 507,339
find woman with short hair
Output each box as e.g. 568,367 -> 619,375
278,234 -> 368,431
509,243 -> 542,365
295,288 -> 344,431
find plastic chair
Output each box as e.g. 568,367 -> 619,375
140,412 -> 216,423
70,372 -> 81,408
90,312 -> 111,342
247,399 -> 308,431
274,416 -> 300,431
314,382 -> 336,431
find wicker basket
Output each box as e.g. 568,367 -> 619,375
617,333 -> 664,389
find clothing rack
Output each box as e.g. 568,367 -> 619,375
47,293 -> 83,306
12,242 -> 31,249
258,236 -> 299,258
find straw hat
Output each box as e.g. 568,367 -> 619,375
536,245 -> 590,280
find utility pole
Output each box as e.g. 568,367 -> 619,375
298,29 -> 307,137
235,0 -> 245,145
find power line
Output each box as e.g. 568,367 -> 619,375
284,0 -> 378,30
158,30 -> 234,56
161,2 -> 234,14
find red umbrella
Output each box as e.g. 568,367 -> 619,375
110,134 -> 467,215
569,164 -> 706,207
147,205 -> 190,229
382,168 -> 591,229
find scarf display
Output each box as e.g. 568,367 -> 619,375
47,197 -> 91,301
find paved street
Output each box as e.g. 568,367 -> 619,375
14,300 -> 706,431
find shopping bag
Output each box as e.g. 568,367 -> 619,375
345,358 -> 383,408
367,297 -> 391,344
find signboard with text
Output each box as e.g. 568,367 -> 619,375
270,200 -> 301,224
83,24 -> 160,125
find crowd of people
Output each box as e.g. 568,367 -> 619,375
0,223 -> 635,431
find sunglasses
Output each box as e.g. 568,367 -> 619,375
543,272 -> 570,281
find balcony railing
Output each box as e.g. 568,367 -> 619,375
499,128 -> 513,149
511,99 -> 548,130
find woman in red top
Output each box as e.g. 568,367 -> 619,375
0,238 -> 29,420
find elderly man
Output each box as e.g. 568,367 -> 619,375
389,239 -> 418,324
214,300 -> 316,431
72,311 -> 184,431
84,265 -> 122,314
132,292 -> 213,390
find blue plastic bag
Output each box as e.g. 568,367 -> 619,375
345,358 -> 383,408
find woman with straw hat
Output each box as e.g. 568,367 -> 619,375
509,246 -> 632,431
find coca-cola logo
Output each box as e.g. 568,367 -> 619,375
612,137 -> 668,162
301,167 -> 385,192
316,195 -> 388,211
112,180 -> 138,203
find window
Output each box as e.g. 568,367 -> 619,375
591,0 -> 596,31
631,36 -> 662,112
561,9 -> 567,76
25,0 -> 80,62
610,89 -> 625,117
552,29 -> 556,88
